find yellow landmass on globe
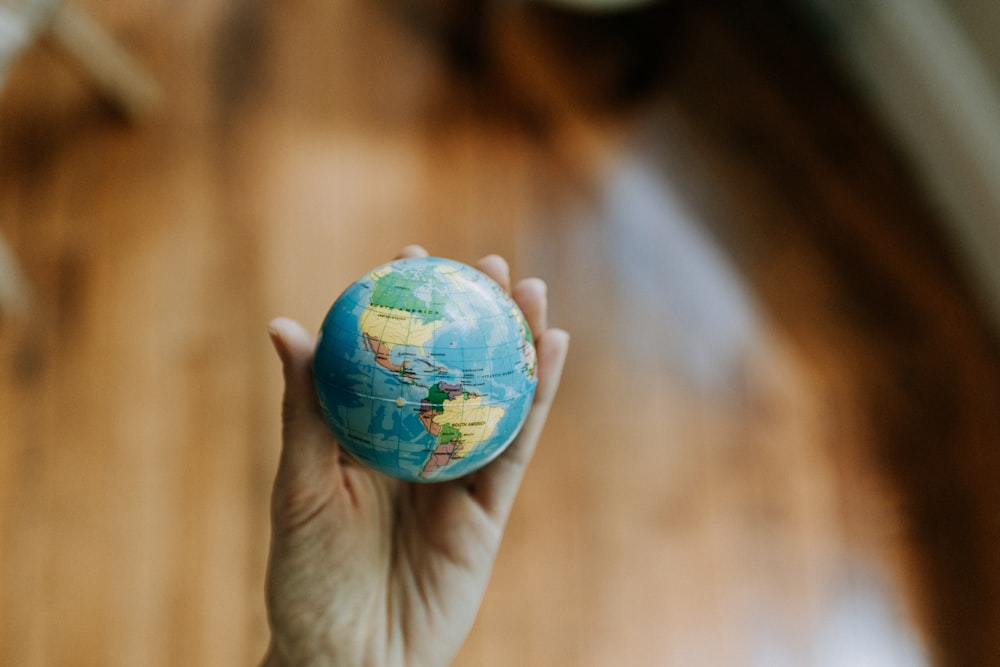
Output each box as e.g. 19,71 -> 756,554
359,304 -> 436,349
432,394 -> 505,457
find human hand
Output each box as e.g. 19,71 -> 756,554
261,246 -> 570,667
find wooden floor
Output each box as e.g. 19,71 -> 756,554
3,0 -> 1000,665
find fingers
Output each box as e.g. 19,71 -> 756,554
512,277 -> 547,339
476,254 -> 546,339
471,325 -> 569,524
283,248 -> 562,527
396,245 -> 429,259
476,254 -> 511,294
466,253 -> 562,521
268,317 -> 343,510
269,317 -> 322,430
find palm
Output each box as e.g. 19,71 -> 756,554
263,247 -> 569,667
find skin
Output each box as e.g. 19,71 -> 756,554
261,245 -> 570,667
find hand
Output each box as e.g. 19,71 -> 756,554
261,246 -> 570,667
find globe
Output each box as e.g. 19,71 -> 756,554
313,256 -> 538,482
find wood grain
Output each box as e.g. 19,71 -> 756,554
2,0 -> 998,664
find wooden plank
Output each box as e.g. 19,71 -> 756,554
3,0 -> 997,665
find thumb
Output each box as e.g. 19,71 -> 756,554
268,317 -> 320,426
268,317 -> 341,505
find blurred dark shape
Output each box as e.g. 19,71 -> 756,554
386,0 -> 689,117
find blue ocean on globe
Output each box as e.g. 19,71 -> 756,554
313,256 -> 538,482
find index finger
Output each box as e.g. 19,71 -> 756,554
470,326 -> 570,524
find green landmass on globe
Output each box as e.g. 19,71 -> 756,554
313,256 -> 538,482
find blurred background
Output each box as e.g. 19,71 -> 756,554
2,0 -> 1000,665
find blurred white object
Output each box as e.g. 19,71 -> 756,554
797,0 -> 1000,340
813,565 -> 929,667
0,0 -> 160,118
0,0 -> 160,319
0,0 -> 56,89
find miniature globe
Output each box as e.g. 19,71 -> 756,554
313,256 -> 538,482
